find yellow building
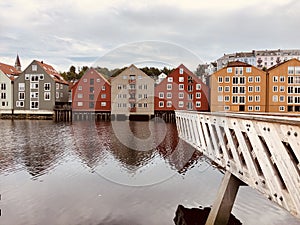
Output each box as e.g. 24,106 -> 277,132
267,58 -> 300,112
210,61 -> 267,112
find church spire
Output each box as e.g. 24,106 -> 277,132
15,54 -> 21,71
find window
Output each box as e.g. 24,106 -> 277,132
89,94 -> 94,100
60,93 -> 63,98
248,76 -> 253,83
179,84 -> 184,90
167,77 -> 173,82
235,67 -> 243,75
196,92 -> 201,99
123,94 -> 127,98
248,96 -> 253,102
288,76 -> 293,84
19,92 -> 25,100
218,76 -> 223,83
295,87 -> 300,93
179,68 -> 184,74
288,96 -> 293,103
295,66 -> 300,75
97,79 -> 100,82
255,95 -> 260,102
90,87 -> 94,93
78,93 -> 83,98
138,103 -> 142,108
25,74 -> 29,80
248,106 -> 253,111
32,65 -> 37,71
273,86 -> 278,92
240,86 -> 245,93
279,106 -> 285,111
144,84 -> 148,89
16,101 -> 24,107
19,83 -> 25,91
60,84 -> 63,89
232,77 -> 238,84
225,76 -> 230,83
196,84 -> 201,90
30,101 -> 39,109
130,84 -> 136,90
224,106 -> 230,111
144,94 -> 148,99
167,101 -> 172,108
122,75 -> 127,80
178,92 -> 184,99
129,93 -> 135,99
178,101 -> 184,108
30,92 -> 38,98
44,92 -> 51,100
39,74 -> 44,80
288,66 -> 294,75
273,95 -> 278,102
56,92 -> 59,99
78,86 -> 82,91
1,83 -> 6,90
167,84 -> 172,90
30,75 -> 39,82
279,86 -> 285,92
218,86 -> 223,92
89,102 -> 95,109
273,76 -> 278,82
89,78 -> 94,85
179,77 -> 184,82
255,106 -> 260,111
138,75 -> 142,80
295,96 -> 300,104
224,86 -> 230,92
144,103 -> 148,108
255,86 -> 260,92
227,68 -> 232,73
246,67 -> 251,73
239,77 -> 245,84
188,76 -> 193,83
224,96 -> 230,102
129,75 -> 136,80
280,76 -> 285,82
232,96 -> 238,104
239,96 -> 245,104
102,86 -> 106,90
279,96 -> 285,102
295,76 -> 300,84
44,83 -> 51,91
83,78 -> 87,83
288,86 -> 293,93
187,85 -> 193,92
1,93 -> 6,99
101,102 -> 107,107
218,95 -> 223,102
255,76 -> 260,82
248,86 -> 253,92
166,92 -> 172,98
30,83 -> 39,89
232,86 -> 238,93
159,92 -> 164,99
196,101 -> 201,108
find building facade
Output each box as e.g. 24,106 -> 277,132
111,64 -> 154,119
210,61 -> 267,112
14,60 -> 69,114
72,68 -> 111,112
155,64 -> 209,112
0,61 -> 21,114
267,58 -> 300,112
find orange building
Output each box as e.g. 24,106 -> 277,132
267,58 -> 300,112
210,61 -> 267,112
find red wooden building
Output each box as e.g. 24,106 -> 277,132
72,68 -> 111,113
154,64 -> 209,114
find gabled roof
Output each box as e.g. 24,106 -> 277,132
267,58 -> 300,72
35,60 -> 68,85
89,68 -> 111,85
15,54 -> 21,69
227,61 -> 251,67
0,62 -> 21,80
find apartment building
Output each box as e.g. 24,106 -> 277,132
210,61 -> 267,112
155,64 -> 209,112
72,68 -> 111,112
267,58 -> 300,112
111,64 -> 155,119
14,60 -> 69,114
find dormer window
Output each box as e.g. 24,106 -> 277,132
32,65 -> 37,71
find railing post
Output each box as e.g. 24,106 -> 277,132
205,171 -> 245,225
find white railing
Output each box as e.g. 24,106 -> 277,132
175,110 -> 300,219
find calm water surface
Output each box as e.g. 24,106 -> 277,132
0,120 -> 299,225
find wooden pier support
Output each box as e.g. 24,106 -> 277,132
205,171 -> 245,225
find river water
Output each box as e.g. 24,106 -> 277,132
0,120 -> 299,225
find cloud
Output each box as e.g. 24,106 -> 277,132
0,0 -> 300,71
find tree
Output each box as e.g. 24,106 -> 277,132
195,64 -> 207,77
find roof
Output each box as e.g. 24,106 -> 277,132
227,61 -> 252,67
35,60 -> 68,85
267,58 -> 300,72
0,62 -> 21,80
15,54 -> 21,68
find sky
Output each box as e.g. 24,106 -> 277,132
0,0 -> 300,72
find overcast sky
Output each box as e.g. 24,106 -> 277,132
0,0 -> 299,72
